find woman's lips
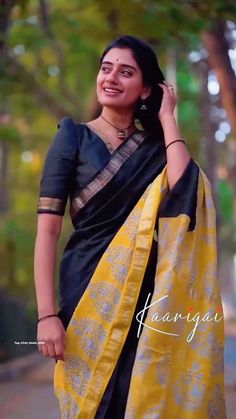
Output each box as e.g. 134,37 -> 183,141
103,87 -> 122,95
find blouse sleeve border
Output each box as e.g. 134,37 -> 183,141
37,196 -> 65,215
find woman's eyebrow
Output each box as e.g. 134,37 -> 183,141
101,60 -> 137,71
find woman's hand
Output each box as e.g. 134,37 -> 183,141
158,81 -> 177,121
37,316 -> 66,361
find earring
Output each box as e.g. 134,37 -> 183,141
140,98 -> 147,110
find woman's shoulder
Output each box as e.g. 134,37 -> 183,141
58,117 -> 90,138
55,117 -> 99,157
57,116 -> 78,131
48,116 -> 82,157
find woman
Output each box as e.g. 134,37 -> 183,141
34,36 -> 226,418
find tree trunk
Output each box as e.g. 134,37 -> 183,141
0,0 -> 15,55
198,60 -> 218,199
0,1 -> 14,214
202,20 -> 236,135
0,139 -> 9,213
166,48 -> 178,120
198,59 -> 221,255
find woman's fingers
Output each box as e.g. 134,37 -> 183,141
38,338 -> 65,358
37,317 -> 66,360
46,341 -> 57,357
38,339 -> 65,360
159,82 -> 174,93
158,82 -> 177,104
41,341 -> 50,357
54,340 -> 65,361
37,336 -> 45,353
163,81 -> 176,96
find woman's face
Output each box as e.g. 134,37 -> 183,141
96,47 -> 150,111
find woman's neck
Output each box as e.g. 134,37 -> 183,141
101,107 -> 135,128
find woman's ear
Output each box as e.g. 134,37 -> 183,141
141,85 -> 152,100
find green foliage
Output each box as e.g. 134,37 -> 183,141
0,125 -> 22,144
217,179 -> 234,223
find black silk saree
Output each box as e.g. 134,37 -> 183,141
37,117 -> 169,331
37,117 -> 226,418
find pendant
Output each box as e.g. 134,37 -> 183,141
118,130 -> 126,140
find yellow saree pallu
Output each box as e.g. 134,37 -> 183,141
54,164 -> 226,418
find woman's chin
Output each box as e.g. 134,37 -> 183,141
99,98 -> 135,110
100,100 -> 125,109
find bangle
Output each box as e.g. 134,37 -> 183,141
37,314 -> 59,324
165,139 -> 186,150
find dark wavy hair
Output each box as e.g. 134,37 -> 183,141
99,35 -> 165,138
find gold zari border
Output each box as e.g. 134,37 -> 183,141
70,130 -> 147,219
38,197 -> 65,213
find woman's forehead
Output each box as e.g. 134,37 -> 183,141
102,47 -> 137,66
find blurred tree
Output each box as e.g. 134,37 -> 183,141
202,19 -> 236,135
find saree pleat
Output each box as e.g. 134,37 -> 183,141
54,161 -> 226,418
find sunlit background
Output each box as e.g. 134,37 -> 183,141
0,1 -> 236,417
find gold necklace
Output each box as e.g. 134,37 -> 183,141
100,115 -> 135,140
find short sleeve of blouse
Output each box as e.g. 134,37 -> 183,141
37,117 -> 78,216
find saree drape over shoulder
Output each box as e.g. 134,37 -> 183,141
37,117 -> 226,418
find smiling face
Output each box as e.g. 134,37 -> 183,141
96,47 -> 151,112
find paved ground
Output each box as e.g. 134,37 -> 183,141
224,320 -> 236,419
0,357 -> 59,419
0,322 -> 235,419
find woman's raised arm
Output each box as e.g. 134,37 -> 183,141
158,82 -> 191,190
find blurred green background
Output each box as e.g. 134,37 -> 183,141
1,0 -> 236,361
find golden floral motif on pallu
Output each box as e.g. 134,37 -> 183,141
173,363 -> 207,411
143,403 -> 166,419
207,383 -> 226,418
156,352 -> 171,386
64,354 -> 91,397
105,245 -> 133,284
54,388 -> 79,419
188,329 -> 224,375
70,318 -> 106,360
123,208 -> 143,242
88,282 -> 121,322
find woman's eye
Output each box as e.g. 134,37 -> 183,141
101,66 -> 110,72
100,66 -> 132,76
121,69 -> 132,76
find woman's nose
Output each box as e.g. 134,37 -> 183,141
106,69 -> 118,83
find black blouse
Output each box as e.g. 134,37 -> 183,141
37,117 -> 113,218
